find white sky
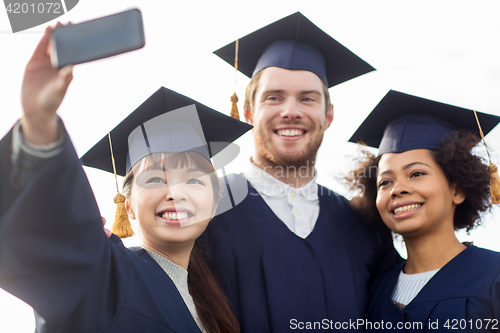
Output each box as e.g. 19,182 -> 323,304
1,1 -> 500,331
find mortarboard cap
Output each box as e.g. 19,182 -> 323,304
214,12 -> 375,88
349,90 -> 500,155
81,87 -> 252,176
81,87 -> 253,237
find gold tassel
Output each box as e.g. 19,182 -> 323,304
230,39 -> 240,120
108,133 -> 134,238
111,193 -> 134,238
473,110 -> 500,204
488,163 -> 500,204
230,93 -> 240,120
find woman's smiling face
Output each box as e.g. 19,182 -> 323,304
126,152 -> 216,250
376,149 -> 465,239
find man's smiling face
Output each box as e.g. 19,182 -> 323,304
245,67 -> 333,167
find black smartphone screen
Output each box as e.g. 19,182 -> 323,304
50,9 -> 145,68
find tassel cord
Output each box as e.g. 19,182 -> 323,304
230,39 -> 240,120
473,110 -> 500,204
108,133 -> 134,238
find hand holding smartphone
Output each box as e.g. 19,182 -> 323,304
49,9 -> 145,68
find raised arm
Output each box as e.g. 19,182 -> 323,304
0,27 -> 126,332
21,23 -> 73,146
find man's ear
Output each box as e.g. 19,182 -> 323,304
451,184 -> 466,205
125,199 -> 136,220
324,104 -> 334,130
244,103 -> 254,125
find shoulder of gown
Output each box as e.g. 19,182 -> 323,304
366,246 -> 500,332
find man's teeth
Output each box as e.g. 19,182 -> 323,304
394,204 -> 422,215
277,129 -> 304,137
162,212 -> 189,220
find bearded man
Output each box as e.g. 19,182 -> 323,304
201,12 -> 399,333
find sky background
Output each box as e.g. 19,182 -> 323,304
1,1 -> 500,331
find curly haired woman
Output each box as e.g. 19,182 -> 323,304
347,90 -> 500,332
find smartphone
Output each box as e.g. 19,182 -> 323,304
50,9 -> 145,68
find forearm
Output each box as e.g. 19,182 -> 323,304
20,113 -> 60,146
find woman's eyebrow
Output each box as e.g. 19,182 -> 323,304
138,165 -> 208,174
141,163 -> 166,172
403,162 -> 431,170
186,167 -> 207,174
378,170 -> 393,176
378,162 -> 431,176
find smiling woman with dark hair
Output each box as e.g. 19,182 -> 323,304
349,131 -> 491,231
0,26 -> 251,333
347,91 -> 500,332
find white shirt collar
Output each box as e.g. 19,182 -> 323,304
243,159 -> 318,201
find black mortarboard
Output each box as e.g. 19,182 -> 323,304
214,12 -> 375,88
81,87 -> 252,176
349,90 -> 500,155
81,87 -> 252,238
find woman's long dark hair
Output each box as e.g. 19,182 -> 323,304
188,244 -> 239,333
123,152 -> 239,333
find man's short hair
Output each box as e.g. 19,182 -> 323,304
244,69 -> 332,115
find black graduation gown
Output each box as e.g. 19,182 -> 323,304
0,132 -> 202,333
200,174 -> 399,333
366,246 -> 500,332
0,128 -> 20,217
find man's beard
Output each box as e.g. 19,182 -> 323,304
253,126 -> 323,168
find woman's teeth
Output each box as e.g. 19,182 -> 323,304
162,212 -> 189,220
394,204 -> 422,215
277,129 -> 304,137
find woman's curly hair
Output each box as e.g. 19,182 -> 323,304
345,131 -> 492,231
